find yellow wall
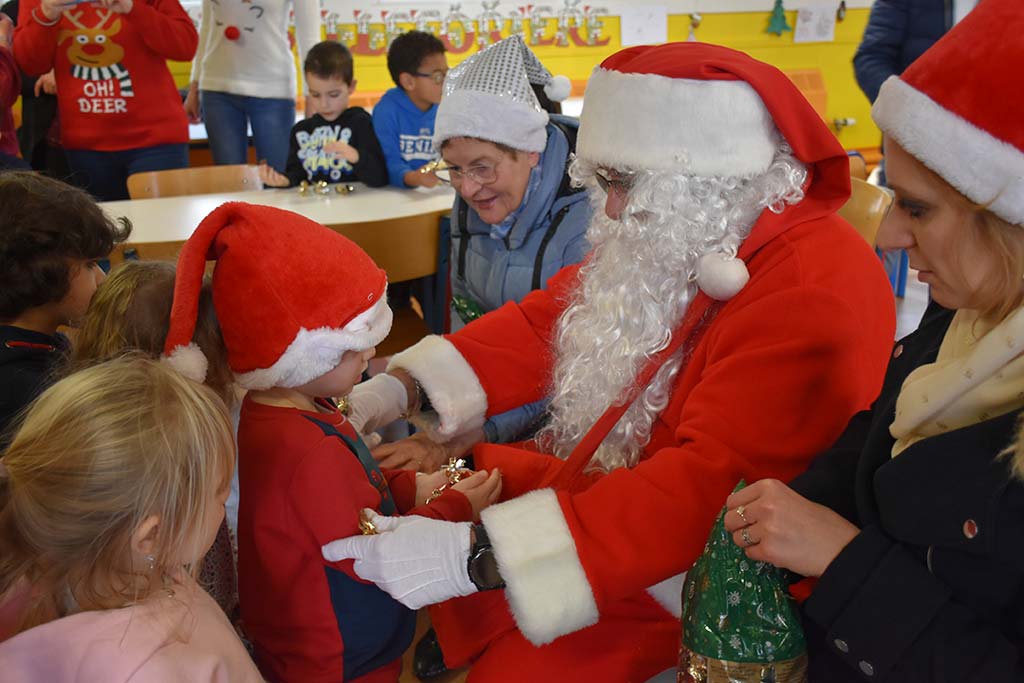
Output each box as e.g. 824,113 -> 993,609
168,7 -> 880,150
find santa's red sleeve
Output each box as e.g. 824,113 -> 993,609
386,263 -> 580,439
480,279 -> 891,645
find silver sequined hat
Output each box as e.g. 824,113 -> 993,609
433,35 -> 571,153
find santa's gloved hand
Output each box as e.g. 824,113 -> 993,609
322,511 -> 478,609
347,373 -> 408,435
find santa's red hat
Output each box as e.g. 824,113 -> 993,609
872,0 -> 1024,226
577,42 -> 847,300
163,202 -> 392,390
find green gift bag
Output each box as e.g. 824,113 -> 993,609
677,482 -> 807,683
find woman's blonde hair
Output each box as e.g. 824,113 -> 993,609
72,260 -> 235,406
0,356 -> 235,633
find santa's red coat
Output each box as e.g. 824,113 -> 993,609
391,166 -> 896,682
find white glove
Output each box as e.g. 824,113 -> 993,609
347,374 -> 408,435
321,510 -> 478,609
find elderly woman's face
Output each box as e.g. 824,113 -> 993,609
877,139 -> 1002,312
441,137 -> 539,225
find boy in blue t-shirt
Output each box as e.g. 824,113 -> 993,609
372,31 -> 448,189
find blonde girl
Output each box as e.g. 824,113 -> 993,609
71,260 -> 239,618
0,357 -> 261,681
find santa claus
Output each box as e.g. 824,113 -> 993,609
329,42 -> 896,682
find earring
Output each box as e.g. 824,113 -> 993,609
145,554 -> 156,572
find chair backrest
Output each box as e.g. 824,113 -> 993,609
837,177 -> 893,247
848,153 -> 868,181
127,165 -> 262,199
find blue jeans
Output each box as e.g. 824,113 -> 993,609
65,143 -> 189,201
200,90 -> 294,171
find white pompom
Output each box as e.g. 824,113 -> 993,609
544,74 -> 572,103
696,253 -> 749,301
162,342 -> 210,383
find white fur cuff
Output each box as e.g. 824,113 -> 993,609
646,572 -> 686,618
387,335 -> 488,439
481,489 -> 599,645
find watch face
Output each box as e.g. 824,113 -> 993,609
469,548 -> 504,591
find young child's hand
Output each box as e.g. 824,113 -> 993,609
451,469 -> 502,520
258,162 -> 290,188
323,141 -> 359,164
414,471 -> 448,506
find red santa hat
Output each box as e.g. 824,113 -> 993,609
872,0 -> 1024,226
163,202 -> 392,391
577,42 -> 847,299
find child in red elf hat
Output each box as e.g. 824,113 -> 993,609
162,202 -> 502,683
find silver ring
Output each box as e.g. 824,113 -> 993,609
741,527 -> 758,547
735,505 -> 751,526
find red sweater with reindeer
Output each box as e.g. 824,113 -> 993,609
13,0 -> 196,151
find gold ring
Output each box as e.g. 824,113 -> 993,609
741,527 -> 758,547
735,505 -> 751,526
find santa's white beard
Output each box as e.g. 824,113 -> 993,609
536,149 -> 808,472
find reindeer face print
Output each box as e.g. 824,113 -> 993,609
210,0 -> 265,42
58,9 -> 124,68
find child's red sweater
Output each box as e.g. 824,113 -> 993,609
13,0 -> 196,151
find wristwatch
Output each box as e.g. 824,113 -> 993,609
467,524 -> 505,591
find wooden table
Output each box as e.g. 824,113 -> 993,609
100,184 -> 456,354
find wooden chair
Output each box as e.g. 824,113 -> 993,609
126,164 -> 262,199
334,212 -> 450,357
848,152 -> 868,181
837,177 -> 893,247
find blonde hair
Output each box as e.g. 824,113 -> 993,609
72,260 -> 235,406
0,357 -> 235,633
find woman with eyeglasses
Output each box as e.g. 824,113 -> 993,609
363,35 -> 593,473
721,2 -> 1024,680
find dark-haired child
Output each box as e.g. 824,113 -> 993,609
260,41 -> 387,189
372,30 -> 447,189
0,172 -> 129,444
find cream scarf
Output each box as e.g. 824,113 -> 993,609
891,305 -> 1024,456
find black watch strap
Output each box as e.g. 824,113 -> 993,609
467,523 -> 505,591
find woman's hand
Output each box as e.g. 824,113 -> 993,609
373,431 -> 448,472
98,0 -> 133,14
258,162 -> 290,188
723,479 -> 860,578
451,469 -> 502,520
34,70 -> 57,96
37,0 -> 77,22
184,82 -> 201,123
323,140 -> 359,164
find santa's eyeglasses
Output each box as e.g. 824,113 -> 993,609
594,167 -> 636,194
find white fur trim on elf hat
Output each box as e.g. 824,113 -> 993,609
234,296 -> 392,391
578,67 -> 780,177
544,74 -> 571,103
873,77 -> 1024,226
480,488 -> 599,645
433,88 -> 549,153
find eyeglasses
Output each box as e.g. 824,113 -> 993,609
594,167 -> 636,195
433,158 -> 502,186
414,69 -> 448,85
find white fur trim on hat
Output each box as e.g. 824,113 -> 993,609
696,253 -> 750,301
433,89 -> 549,153
873,77 -> 1024,226
577,67 -> 780,177
234,296 -> 392,391
480,488 -> 599,645
386,335 -> 487,439
162,342 -> 208,383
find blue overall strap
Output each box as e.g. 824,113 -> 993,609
301,415 -> 398,516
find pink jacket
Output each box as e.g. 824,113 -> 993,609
0,576 -> 262,682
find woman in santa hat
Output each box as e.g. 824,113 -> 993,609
724,0 -> 1024,679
